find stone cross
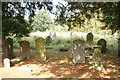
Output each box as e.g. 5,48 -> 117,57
35,37 -> 46,61
72,39 -> 86,63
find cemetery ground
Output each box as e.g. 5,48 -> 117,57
0,49 -> 120,78
0,32 -> 120,78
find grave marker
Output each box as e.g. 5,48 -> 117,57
73,39 -> 86,63
86,32 -> 93,45
19,41 -> 30,59
35,37 -> 46,61
97,39 -> 107,53
4,58 -> 10,68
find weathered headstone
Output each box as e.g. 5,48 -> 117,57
72,39 -> 86,63
86,32 -> 93,45
46,36 -> 52,46
4,58 -> 10,68
35,37 -> 46,61
7,38 -> 14,58
93,46 -> 104,71
19,41 -> 30,59
97,39 -> 107,53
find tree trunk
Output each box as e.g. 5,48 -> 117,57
7,38 -> 14,58
2,37 -> 9,65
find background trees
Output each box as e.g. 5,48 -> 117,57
31,10 -> 54,31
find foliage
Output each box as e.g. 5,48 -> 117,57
2,2 -> 54,37
2,18 -> 31,37
31,11 -> 53,31
56,2 -> 120,33
49,24 -> 69,32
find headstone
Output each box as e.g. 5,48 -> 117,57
46,36 -> 52,46
19,41 -> 30,59
72,39 -> 86,63
86,32 -> 93,45
4,58 -> 10,68
97,39 -> 107,53
52,32 -> 56,38
35,37 -> 46,61
7,38 -> 14,58
93,46 -> 104,71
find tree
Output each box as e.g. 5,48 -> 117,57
1,2 -> 54,60
31,10 -> 53,31
55,2 -> 120,33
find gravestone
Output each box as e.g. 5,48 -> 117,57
7,38 -> 14,58
4,58 -> 10,68
93,46 -> 104,71
46,36 -> 52,46
97,39 -> 107,53
35,37 -> 46,61
72,39 -> 86,63
86,32 -> 93,45
19,41 -> 30,59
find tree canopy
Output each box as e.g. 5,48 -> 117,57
31,10 -> 53,31
56,2 -> 120,33
2,2 -> 53,37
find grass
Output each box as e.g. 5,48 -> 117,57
12,32 -> 118,55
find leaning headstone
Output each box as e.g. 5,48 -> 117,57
72,39 -> 86,63
97,39 -> 107,53
19,41 -> 30,59
4,58 -> 10,68
86,32 -> 93,45
35,37 -> 46,61
46,36 -> 52,46
7,38 -> 14,58
93,46 -> 104,71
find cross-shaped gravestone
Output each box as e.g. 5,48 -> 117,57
86,32 -> 93,45
35,37 -> 46,61
72,39 -> 86,63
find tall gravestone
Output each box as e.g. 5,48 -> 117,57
97,39 -> 107,53
93,46 -> 104,71
86,32 -> 93,45
35,37 -> 46,61
19,41 -> 30,59
72,39 -> 86,63
7,38 -> 14,58
46,36 -> 52,46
